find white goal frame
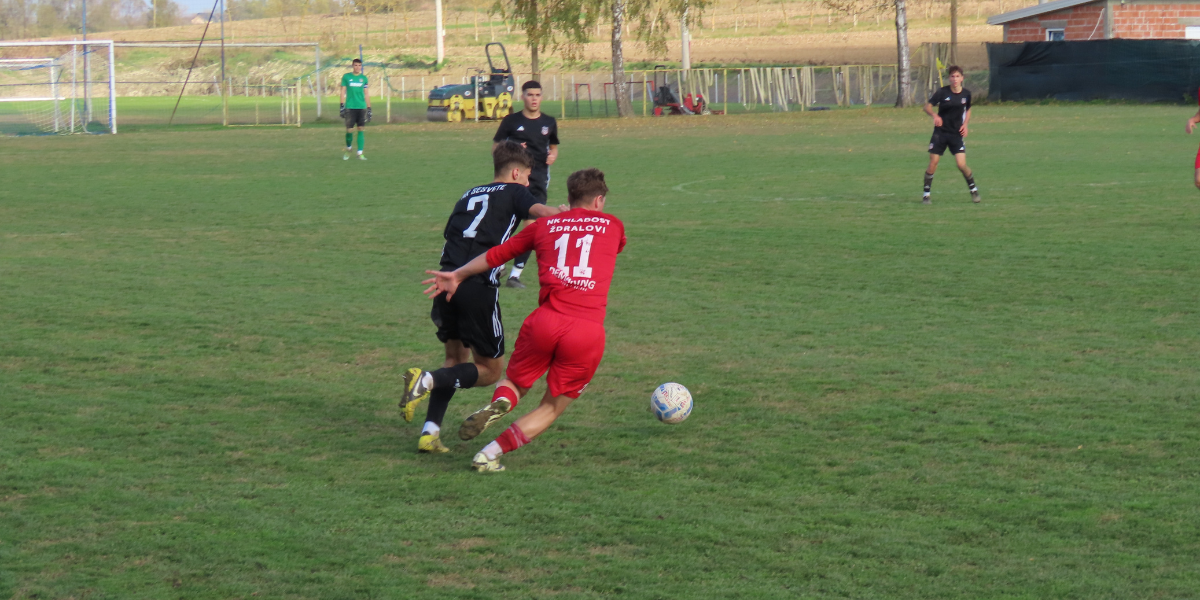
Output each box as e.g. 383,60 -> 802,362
0,40 -> 117,134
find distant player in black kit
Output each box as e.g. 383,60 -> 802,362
492,80 -> 560,288
399,141 -> 565,453
922,65 -> 980,204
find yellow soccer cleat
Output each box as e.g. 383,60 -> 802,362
400,368 -> 432,423
471,452 -> 505,472
458,398 -> 512,441
418,432 -> 450,454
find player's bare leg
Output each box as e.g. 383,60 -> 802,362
507,389 -> 573,440
923,154 -> 940,204
954,153 -> 980,203
471,386 -> 573,472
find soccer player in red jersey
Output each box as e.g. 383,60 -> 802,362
422,168 -> 626,472
1185,87 -> 1200,189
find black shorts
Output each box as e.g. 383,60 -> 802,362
431,277 -> 505,359
528,167 -> 549,204
344,108 -> 367,128
929,130 -> 965,155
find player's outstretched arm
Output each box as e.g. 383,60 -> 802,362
528,203 -> 569,219
423,254 -> 492,299
1187,109 -> 1200,134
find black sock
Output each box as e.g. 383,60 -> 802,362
964,172 -> 977,191
513,251 -> 532,272
430,362 -> 480,391
924,172 -> 934,194
424,387 -> 456,429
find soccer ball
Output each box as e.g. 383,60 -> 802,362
651,383 -> 693,424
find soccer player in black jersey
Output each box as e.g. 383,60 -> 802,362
492,80 -> 560,288
922,66 -> 980,204
399,141 -> 566,453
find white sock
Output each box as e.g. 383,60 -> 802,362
357,150 -> 363,155
422,422 -> 440,436
421,372 -> 434,389
509,266 -> 523,279
481,441 -> 502,460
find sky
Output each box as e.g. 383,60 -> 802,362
177,0 -> 222,17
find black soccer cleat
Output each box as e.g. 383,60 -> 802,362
505,277 -> 525,289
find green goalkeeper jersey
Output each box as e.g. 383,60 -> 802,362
341,73 -> 368,109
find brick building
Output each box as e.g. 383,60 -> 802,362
988,0 -> 1200,42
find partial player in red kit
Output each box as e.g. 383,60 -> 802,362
1185,87 -> 1200,189
422,168 -> 625,472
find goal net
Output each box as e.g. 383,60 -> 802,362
113,42 -> 320,128
0,41 -> 116,136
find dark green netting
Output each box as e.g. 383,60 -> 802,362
988,39 -> 1200,102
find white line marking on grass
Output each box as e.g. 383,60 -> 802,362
671,176 -> 726,194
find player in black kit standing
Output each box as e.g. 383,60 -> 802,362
492,80 -> 560,288
922,65 -> 980,205
399,141 -> 565,454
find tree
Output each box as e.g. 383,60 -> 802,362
498,0 -> 597,80
150,0 -> 181,27
821,0 -> 873,27
606,0 -> 709,116
824,0 -> 912,107
893,0 -> 911,107
610,0 -> 632,116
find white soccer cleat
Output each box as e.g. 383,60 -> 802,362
343,151 -> 350,161
471,452 -> 505,472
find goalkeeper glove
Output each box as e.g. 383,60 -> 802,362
339,103 -> 346,118
366,107 -> 373,122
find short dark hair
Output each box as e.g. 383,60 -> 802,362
947,65 -> 963,76
522,80 -> 541,92
567,168 -> 608,206
352,58 -> 363,65
493,140 -> 533,176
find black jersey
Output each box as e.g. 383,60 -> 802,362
440,182 -> 539,286
928,86 -> 972,134
493,111 -> 559,165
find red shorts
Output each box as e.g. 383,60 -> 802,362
1194,146 -> 1200,169
505,307 -> 606,399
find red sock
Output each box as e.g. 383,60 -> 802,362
492,385 -> 518,410
495,423 -> 531,454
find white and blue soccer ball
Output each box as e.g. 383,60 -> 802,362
651,383 -> 692,424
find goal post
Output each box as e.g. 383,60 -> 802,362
0,40 -> 116,135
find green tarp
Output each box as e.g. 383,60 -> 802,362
988,39 -> 1200,102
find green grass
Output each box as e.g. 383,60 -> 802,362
2,105 -> 1199,598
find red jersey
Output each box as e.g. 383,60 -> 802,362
486,208 -> 626,324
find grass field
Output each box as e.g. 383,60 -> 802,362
3,105 -> 1200,599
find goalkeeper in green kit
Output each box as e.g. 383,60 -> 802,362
340,58 -> 372,160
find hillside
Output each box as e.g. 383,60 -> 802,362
7,0 -> 1008,79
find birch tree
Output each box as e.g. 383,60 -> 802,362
824,0 -> 912,107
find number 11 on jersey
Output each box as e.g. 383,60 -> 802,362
553,233 -> 593,279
